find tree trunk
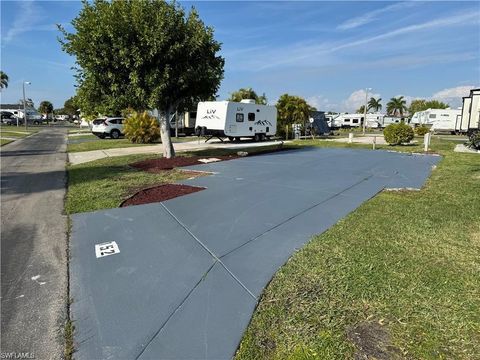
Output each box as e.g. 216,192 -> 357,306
159,107 -> 175,159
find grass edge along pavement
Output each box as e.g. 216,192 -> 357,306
66,138 -> 479,359
67,136 -> 200,152
236,138 -> 480,359
66,144 -> 284,214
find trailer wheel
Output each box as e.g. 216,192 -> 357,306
260,134 -> 266,141
228,136 -> 234,142
254,133 -> 261,142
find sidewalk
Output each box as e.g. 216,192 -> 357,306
68,139 -> 287,165
326,135 -> 388,145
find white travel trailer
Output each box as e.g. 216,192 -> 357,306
411,108 -> 461,133
195,100 -> 277,141
325,113 -> 381,128
458,88 -> 480,134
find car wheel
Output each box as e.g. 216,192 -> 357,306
110,129 -> 120,139
98,134 -> 106,139
33,121 -> 40,125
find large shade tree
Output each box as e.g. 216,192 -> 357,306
0,71 -> 8,89
228,87 -> 267,105
64,96 -> 79,116
276,94 -> 313,131
59,0 -> 224,158
39,101 -> 54,123
409,99 -> 449,114
386,96 -> 408,116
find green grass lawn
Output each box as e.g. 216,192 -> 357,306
0,128 -> 38,137
66,144 -> 282,214
66,154 -> 194,213
0,139 -> 13,146
236,138 -> 480,360
67,136 -> 200,152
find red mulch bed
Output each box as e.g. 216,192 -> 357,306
120,184 -> 205,207
129,147 -> 292,173
130,155 -> 238,173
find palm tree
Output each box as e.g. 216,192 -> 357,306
39,101 -> 54,124
368,97 -> 382,112
0,71 -> 8,89
356,105 -> 366,113
386,96 -> 407,116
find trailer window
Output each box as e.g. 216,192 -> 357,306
248,113 -> 255,121
353,119 -> 359,124
345,119 -> 350,122
236,113 -> 244,122
429,114 -> 436,119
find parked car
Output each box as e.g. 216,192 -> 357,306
91,117 -> 124,139
1,111 -> 18,125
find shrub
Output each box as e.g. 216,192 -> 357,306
415,125 -> 430,136
383,122 -> 414,145
467,130 -> 480,150
123,111 -> 160,143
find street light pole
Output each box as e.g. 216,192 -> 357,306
23,81 -> 31,131
363,87 -> 371,135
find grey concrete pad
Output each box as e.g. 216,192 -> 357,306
137,262 -> 257,360
70,148 -> 441,359
70,203 -> 215,359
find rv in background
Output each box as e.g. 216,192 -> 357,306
381,116 -> 407,127
0,104 -> 42,123
458,88 -> 480,134
411,108 -> 461,134
326,113 -> 381,129
195,99 -> 277,141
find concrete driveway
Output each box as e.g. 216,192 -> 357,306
70,148 -> 440,359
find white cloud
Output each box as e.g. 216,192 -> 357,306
1,1 -> 56,45
337,2 -> 417,30
399,86 -> 475,109
342,89 -> 381,113
432,85 -> 474,104
331,10 -> 479,53
306,95 -> 338,112
255,10 -> 480,70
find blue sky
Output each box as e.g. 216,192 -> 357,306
1,1 -> 479,111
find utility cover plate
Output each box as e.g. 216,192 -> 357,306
95,241 -> 120,258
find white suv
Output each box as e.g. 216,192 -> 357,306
91,117 -> 124,139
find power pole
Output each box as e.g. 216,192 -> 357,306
363,88 -> 368,135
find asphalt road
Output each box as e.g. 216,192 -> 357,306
1,129 -> 68,359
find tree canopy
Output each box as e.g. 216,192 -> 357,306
228,87 -> 267,105
0,71 -> 8,89
368,97 -> 382,112
386,96 -> 408,116
276,94 -> 313,129
39,101 -> 54,115
64,97 -> 79,116
356,105 -> 366,114
59,0 -> 224,158
409,99 -> 449,114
